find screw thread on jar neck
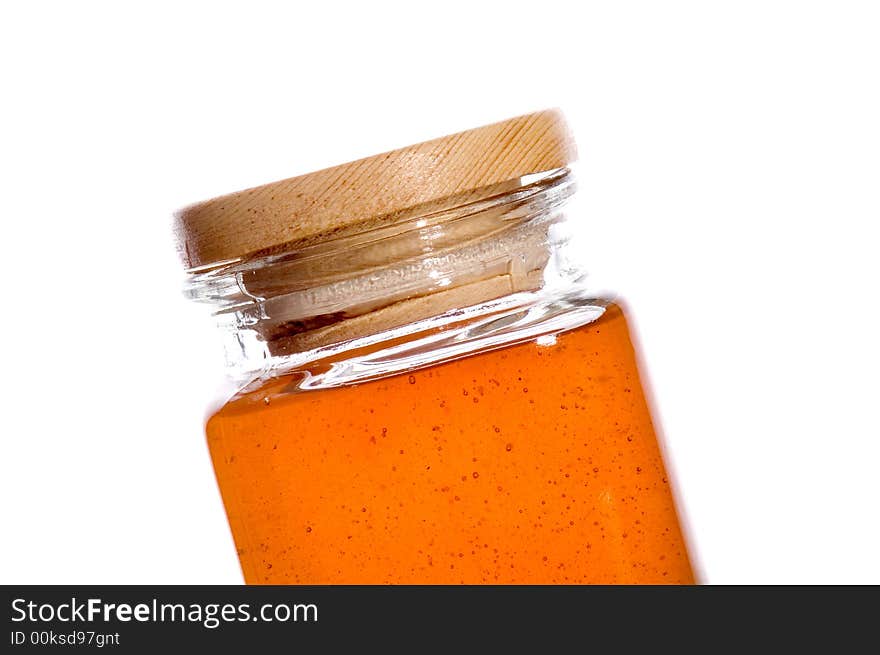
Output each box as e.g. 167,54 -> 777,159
186,166 -> 603,383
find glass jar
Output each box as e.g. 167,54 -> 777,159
176,110 -> 695,584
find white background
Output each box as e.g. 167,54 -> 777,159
1,1 -> 878,584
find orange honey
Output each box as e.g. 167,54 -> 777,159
207,304 -> 693,583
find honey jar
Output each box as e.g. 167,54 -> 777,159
176,110 -> 694,583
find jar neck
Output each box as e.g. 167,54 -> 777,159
186,167 -> 609,388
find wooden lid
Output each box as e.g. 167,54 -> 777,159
174,109 -> 577,269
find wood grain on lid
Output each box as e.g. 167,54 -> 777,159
174,109 -> 577,269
